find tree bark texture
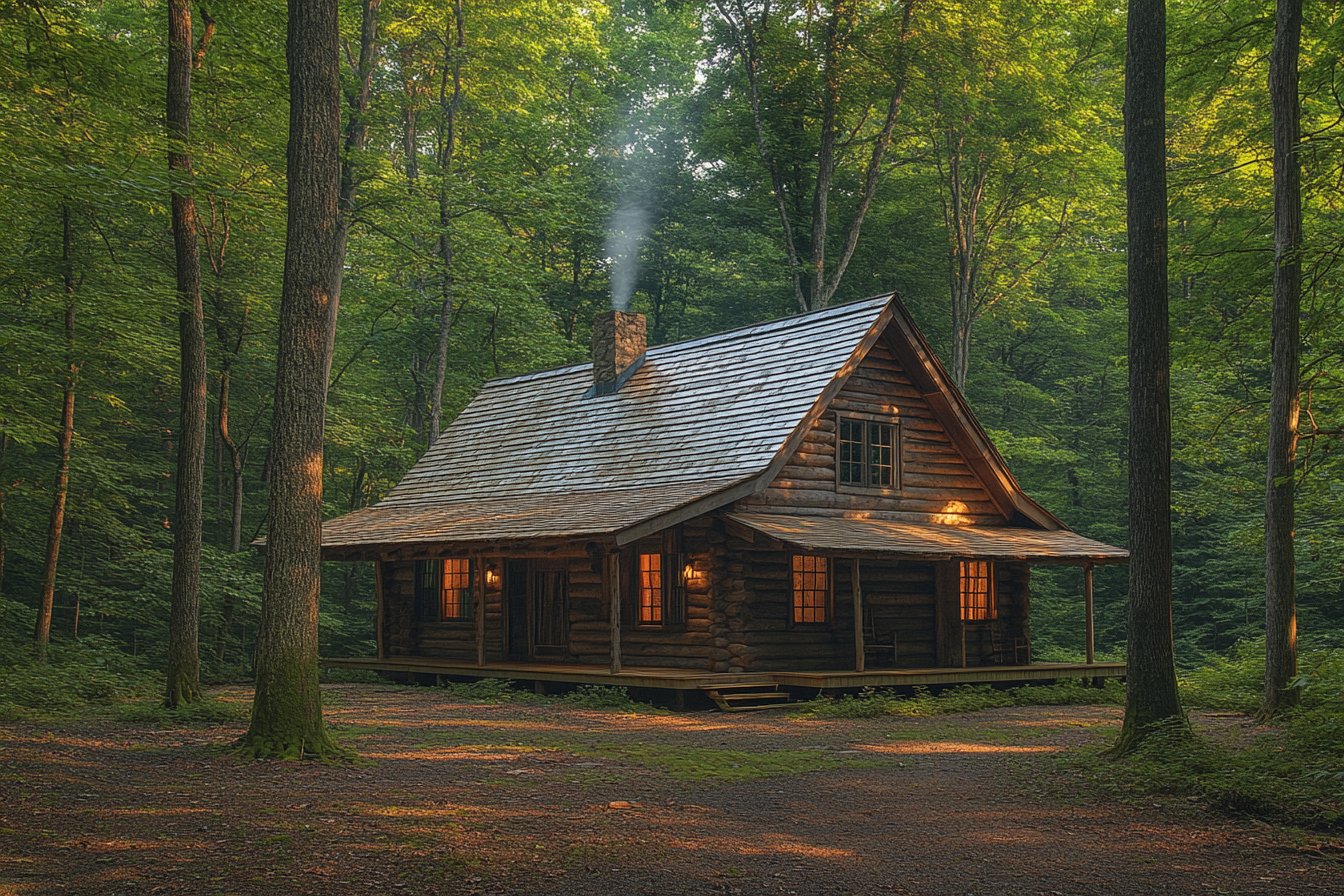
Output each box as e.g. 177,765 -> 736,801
35,207 -> 77,663
0,432 -> 9,594
166,0 -> 204,707
428,0 -> 464,446
241,0 -> 345,759
1116,0 -> 1184,752
1263,0 -> 1302,717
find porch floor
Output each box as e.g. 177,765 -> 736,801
325,656 -> 1126,691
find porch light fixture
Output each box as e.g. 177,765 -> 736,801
681,560 -> 702,587
485,562 -> 500,588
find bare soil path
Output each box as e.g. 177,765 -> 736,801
0,683 -> 1338,896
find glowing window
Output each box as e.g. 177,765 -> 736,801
791,555 -> 829,624
959,560 -> 996,621
440,558 -> 473,621
638,553 -> 664,624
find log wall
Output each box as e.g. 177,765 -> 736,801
383,519 -> 719,670
711,523 -> 1032,671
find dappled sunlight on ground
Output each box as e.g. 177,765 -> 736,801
854,740 -> 1062,755
1,684 -> 1337,896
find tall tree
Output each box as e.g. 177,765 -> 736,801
239,0 -> 345,758
165,0 -> 207,708
1115,0 -> 1183,752
427,0 -> 463,446
1262,0 -> 1302,718
710,0 -> 918,312
34,206 -> 78,663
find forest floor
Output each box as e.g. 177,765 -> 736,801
0,683 -> 1340,896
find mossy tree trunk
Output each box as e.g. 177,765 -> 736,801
238,0 -> 345,759
1262,0 -> 1302,720
1115,0 -> 1184,754
165,0 -> 205,708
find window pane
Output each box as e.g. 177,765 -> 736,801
838,419 -> 864,485
868,422 -> 894,487
638,552 -> 663,624
441,558 -> 472,620
791,554 -> 829,624
959,560 -> 995,621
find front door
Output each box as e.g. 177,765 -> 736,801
504,560 -> 529,659
503,560 -> 570,659
530,562 -> 569,657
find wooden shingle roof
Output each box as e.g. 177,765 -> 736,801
318,292 -> 1125,561
726,512 -> 1129,563
320,297 -> 893,550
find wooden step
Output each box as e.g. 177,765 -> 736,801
702,684 -> 793,712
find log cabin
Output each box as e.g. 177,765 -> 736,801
320,294 -> 1127,705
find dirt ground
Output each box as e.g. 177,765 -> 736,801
0,683 -> 1339,896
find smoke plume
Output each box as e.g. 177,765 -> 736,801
606,198 -> 650,311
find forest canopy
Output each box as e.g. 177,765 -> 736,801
1,0 -> 1341,677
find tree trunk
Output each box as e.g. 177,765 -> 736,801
204,197 -> 247,555
328,0 -> 381,368
1263,0 -> 1302,718
35,207 -> 77,664
428,0 -> 464,446
1115,0 -> 1183,752
0,432 -> 9,595
239,0 -> 345,759
218,366 -> 244,552
166,0 -> 204,708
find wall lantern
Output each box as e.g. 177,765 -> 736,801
485,562 -> 500,588
681,559 -> 703,588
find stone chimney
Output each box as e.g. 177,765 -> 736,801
590,310 -> 646,395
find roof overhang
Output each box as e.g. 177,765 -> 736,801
725,512 -> 1128,564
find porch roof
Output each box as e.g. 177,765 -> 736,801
726,512 -> 1128,564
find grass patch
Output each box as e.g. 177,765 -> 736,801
112,697 -> 250,727
436,678 -> 547,705
1066,708 -> 1344,831
794,679 -> 1124,719
0,636 -> 160,721
1070,640 -> 1344,831
558,684 -> 655,712
321,667 -> 384,685
575,742 -> 880,782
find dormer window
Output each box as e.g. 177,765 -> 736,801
837,414 -> 899,491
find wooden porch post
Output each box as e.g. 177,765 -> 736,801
607,551 -> 622,674
1083,561 -> 1095,665
373,559 -> 385,660
852,558 -> 864,673
474,555 -> 487,666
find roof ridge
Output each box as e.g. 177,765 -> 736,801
481,294 -> 893,388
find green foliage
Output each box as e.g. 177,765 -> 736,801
1067,640 -> 1344,830
0,0 -> 1341,734
1181,637 -> 1344,713
0,634 -> 159,721
558,684 -> 649,711
113,696 -> 250,728
435,678 -> 545,705
1072,708 -> 1344,831
796,679 -> 1126,719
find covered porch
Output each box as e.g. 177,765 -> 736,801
723,512 -> 1129,674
